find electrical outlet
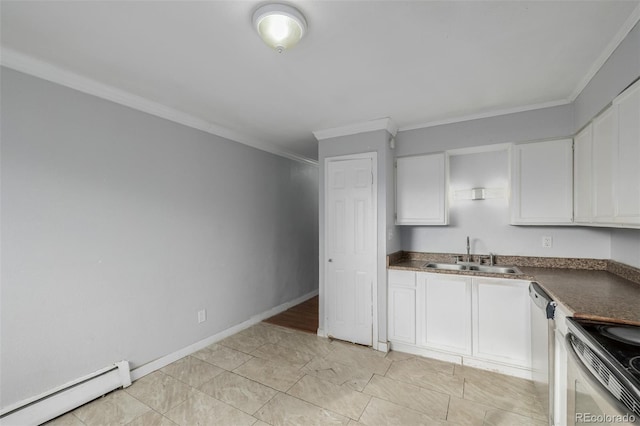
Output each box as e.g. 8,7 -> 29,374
197,309 -> 207,323
542,236 -> 553,248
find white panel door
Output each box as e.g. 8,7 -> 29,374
326,157 -> 375,346
613,79 -> 640,225
417,272 -> 472,355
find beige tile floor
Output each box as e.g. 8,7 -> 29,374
46,323 -> 545,426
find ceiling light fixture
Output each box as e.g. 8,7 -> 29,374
252,3 -> 307,53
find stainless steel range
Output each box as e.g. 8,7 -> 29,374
566,318 -> 640,425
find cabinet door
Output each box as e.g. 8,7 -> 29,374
395,153 -> 448,225
613,80 -> 640,225
472,278 -> 531,368
417,272 -> 472,355
388,270 -> 416,344
592,106 -> 616,223
510,139 -> 573,224
574,124 -> 593,223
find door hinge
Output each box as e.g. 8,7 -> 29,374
371,172 -> 374,185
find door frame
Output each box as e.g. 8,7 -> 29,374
322,151 -> 378,348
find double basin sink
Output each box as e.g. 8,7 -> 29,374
424,262 -> 523,275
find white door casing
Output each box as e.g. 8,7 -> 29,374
325,153 -> 376,346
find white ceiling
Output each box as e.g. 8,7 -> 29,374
2,1 -> 639,162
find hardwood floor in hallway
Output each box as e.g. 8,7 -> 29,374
263,295 -> 318,334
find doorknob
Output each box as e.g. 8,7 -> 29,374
328,259 -> 333,262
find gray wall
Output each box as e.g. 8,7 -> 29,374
317,129 -> 397,344
611,229 -> 640,269
396,103 -> 574,157
574,21 -> 640,131
1,68 -> 319,408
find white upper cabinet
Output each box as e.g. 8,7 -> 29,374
572,79 -> 640,228
510,139 -> 574,225
573,124 -> 593,223
613,79 -> 640,226
395,153 -> 448,225
592,106 -> 616,223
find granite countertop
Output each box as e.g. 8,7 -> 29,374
520,267 -> 640,326
388,251 -> 640,326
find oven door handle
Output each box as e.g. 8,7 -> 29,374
565,333 -> 638,421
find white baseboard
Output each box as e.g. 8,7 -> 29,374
0,362 -> 130,426
131,289 -> 318,381
376,341 -> 389,353
254,289 -> 318,325
316,328 -> 327,338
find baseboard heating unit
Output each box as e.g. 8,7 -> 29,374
0,361 -> 131,426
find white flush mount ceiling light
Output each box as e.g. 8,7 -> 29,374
253,3 -> 307,53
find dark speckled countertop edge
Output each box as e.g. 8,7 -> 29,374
388,251 -> 640,326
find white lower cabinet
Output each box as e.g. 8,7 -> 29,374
417,272 -> 472,355
472,278 -> 531,368
388,269 -> 532,377
388,270 -> 416,345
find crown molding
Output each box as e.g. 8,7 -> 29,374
0,48 -> 318,166
569,2 -> 640,102
313,117 -> 398,141
399,99 -> 571,132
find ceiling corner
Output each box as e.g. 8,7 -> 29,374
313,117 -> 397,141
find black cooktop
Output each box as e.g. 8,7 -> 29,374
573,318 -> 640,385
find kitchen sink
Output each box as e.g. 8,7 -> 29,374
424,262 -> 468,271
468,265 -> 523,274
424,262 -> 522,275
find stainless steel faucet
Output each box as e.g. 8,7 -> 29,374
466,236 -> 470,263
